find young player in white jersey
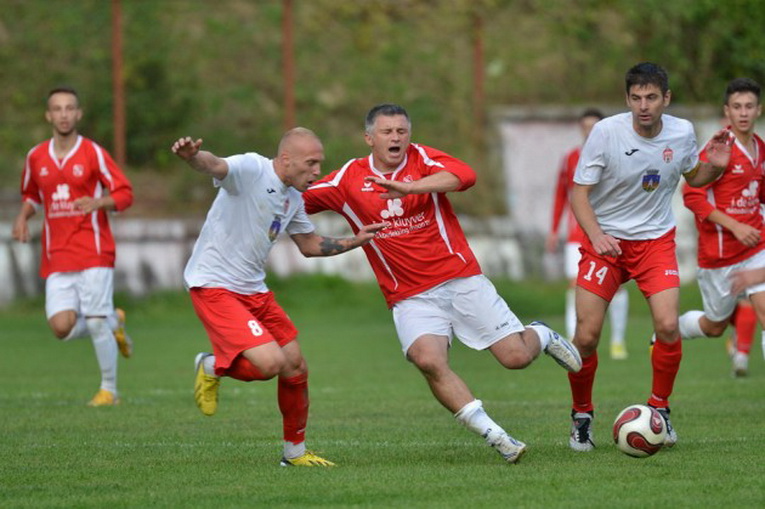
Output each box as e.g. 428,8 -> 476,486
172,129 -> 384,467
546,108 -> 630,360
304,104 -> 582,464
12,87 -> 133,407
677,78 -> 765,377
568,63 -> 733,451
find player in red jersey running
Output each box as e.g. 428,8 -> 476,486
12,87 -> 133,407
568,63 -> 733,451
173,128 -> 384,467
547,108 -> 630,360
678,78 -> 765,377
303,103 -> 582,464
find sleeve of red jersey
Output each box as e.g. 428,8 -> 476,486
20,150 -> 41,207
99,146 -> 133,211
682,180 -> 715,221
303,169 -> 344,215
549,156 -> 570,235
419,146 -> 476,191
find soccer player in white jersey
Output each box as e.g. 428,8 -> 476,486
678,78 -> 765,377
568,63 -> 733,451
172,129 -> 384,467
12,87 -> 133,407
303,103 -> 582,464
546,108 -> 630,360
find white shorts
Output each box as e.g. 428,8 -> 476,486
45,267 -> 115,319
697,249 -> 765,322
391,275 -> 525,355
565,242 -> 582,280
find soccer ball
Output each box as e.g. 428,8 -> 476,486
612,404 -> 667,458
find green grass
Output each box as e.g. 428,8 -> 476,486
1,276 -> 763,508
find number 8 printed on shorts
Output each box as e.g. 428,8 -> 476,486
583,261 -> 608,285
248,320 -> 263,336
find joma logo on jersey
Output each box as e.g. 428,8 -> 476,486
52,184 -> 70,201
380,198 -> 404,219
663,147 -> 674,163
642,170 -> 660,192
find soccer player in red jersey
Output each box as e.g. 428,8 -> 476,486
546,108 -> 630,360
303,103 -> 582,464
678,78 -> 765,377
568,63 -> 733,451
172,129 -> 384,467
12,87 -> 134,406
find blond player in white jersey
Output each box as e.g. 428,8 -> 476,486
567,62 -> 733,452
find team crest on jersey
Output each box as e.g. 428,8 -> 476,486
642,170 -> 660,192
268,217 -> 282,242
663,147 -> 674,163
73,164 -> 84,177
403,175 -> 414,183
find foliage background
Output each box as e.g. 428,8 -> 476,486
1,0 -> 764,216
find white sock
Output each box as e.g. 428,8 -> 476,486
203,355 -> 216,376
527,324 -> 552,350
454,399 -> 507,440
761,331 -> 765,361
678,310 -> 707,339
284,440 -> 306,460
565,288 -> 576,339
63,316 -> 89,341
86,317 -> 118,394
609,288 -> 628,345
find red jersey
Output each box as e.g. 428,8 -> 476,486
20,136 -> 133,278
304,143 -> 482,307
550,147 -> 586,243
683,132 -> 765,268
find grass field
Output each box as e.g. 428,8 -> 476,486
1,276 -> 763,508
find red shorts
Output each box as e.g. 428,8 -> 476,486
189,287 -> 298,375
577,228 -> 679,301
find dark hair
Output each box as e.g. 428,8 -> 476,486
48,86 -> 79,99
579,108 -> 604,121
625,62 -> 669,95
724,78 -> 761,105
365,103 -> 410,133
47,86 -> 79,107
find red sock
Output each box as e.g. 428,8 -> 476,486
732,303 -> 756,355
648,338 -> 682,408
568,352 -> 597,413
224,355 -> 271,381
278,372 -> 309,445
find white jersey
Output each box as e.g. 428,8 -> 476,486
574,112 -> 699,240
184,152 -> 315,294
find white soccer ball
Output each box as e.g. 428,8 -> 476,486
612,404 -> 667,458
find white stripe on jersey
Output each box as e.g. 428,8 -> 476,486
706,187 -> 725,259
310,159 -> 354,190
93,143 -> 115,189
431,192 -> 466,264
341,202 -> 399,290
412,143 -> 445,169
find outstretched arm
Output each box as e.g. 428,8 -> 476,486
171,136 -> 229,180
364,171 -> 461,199
684,129 -> 733,187
291,222 -> 386,257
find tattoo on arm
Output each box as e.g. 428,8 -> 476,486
319,236 -> 352,256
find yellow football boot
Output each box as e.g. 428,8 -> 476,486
280,451 -> 336,467
88,389 -> 120,407
194,353 -> 220,416
114,308 -> 133,358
